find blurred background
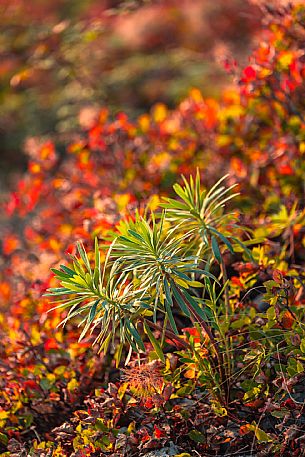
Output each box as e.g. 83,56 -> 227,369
0,0 -> 261,194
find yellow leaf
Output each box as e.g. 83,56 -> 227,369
118,382 -> 128,400
211,400 -> 227,417
153,103 -> 167,123
300,142 -> 305,154
174,277 -> 189,288
278,51 -> 294,68
248,423 -> 273,442
188,280 -> 203,288
127,421 -> 136,433
216,135 -> 231,147
148,194 -> 160,211
114,193 -> 131,211
67,378 -> 79,392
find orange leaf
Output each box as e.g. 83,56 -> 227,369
239,424 -> 252,435
281,310 -> 295,329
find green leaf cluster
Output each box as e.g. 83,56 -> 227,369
46,173 -> 246,366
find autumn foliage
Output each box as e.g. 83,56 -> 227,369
1,2 -> 305,456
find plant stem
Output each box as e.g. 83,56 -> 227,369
219,260 -> 233,401
220,258 -> 231,320
161,314 -> 168,347
172,284 -> 229,403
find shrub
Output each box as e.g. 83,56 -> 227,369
1,2 -> 305,455
46,174 -> 243,402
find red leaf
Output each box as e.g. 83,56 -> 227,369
278,164 -> 294,175
154,425 -> 165,439
24,380 -> 41,391
44,338 -> 59,351
242,65 -> 256,82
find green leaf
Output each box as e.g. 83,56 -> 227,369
40,378 -> 52,391
44,287 -> 74,296
89,299 -> 100,323
114,343 -> 124,367
144,321 -> 165,362
230,236 -> 253,260
60,265 -> 76,276
163,278 -> 173,306
128,229 -> 145,243
93,267 -> 100,288
125,320 -> 145,352
254,427 -> 272,443
170,280 -> 191,317
77,241 -> 91,273
188,430 -> 205,443
182,288 -> 209,323
211,235 -> 222,264
182,268 -> 219,284
160,198 -> 188,210
125,329 -> 138,352
60,282 -> 85,292
94,237 -> 100,272
173,183 -> 190,204
71,275 -> 89,288
172,269 -> 191,281
51,268 -> 72,279
271,409 -> 289,418
72,258 -> 86,276
0,432 -> 8,446
99,332 -> 112,354
95,418 -> 109,432
164,297 -> 178,334
300,339 -> 305,353
208,227 -> 234,254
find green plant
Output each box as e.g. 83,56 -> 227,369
46,173 -> 250,405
